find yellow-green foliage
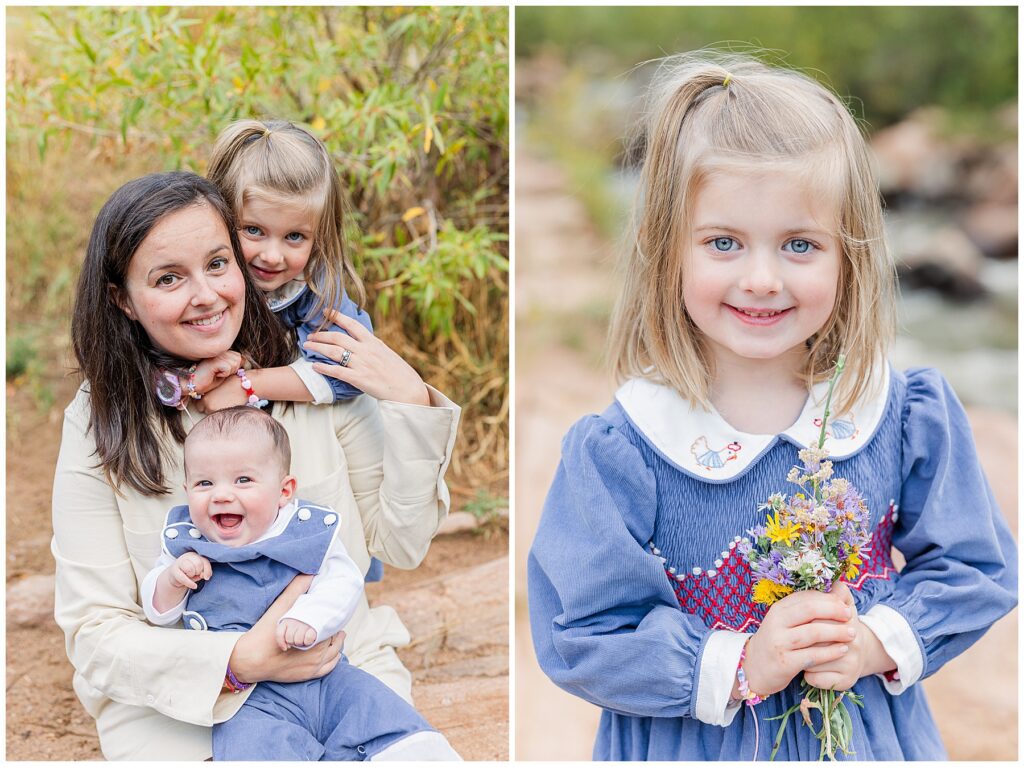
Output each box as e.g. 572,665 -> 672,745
7,6 -> 509,494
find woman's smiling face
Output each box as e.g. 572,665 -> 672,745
118,201 -> 245,360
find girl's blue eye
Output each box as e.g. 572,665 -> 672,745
285,232 -> 306,243
236,476 -> 252,484
710,237 -> 738,252
785,239 -> 815,255
243,225 -> 262,237
196,479 -> 212,488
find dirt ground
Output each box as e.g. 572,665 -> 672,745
6,373 -> 508,761
514,151 -> 1019,760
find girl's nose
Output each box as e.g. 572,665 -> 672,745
740,250 -> 783,295
260,244 -> 284,268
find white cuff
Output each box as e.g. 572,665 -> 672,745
370,731 -> 461,761
860,604 -> 923,694
695,630 -> 748,726
140,566 -> 188,626
289,358 -> 335,404
379,384 -> 461,519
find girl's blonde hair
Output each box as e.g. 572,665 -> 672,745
207,119 -> 366,326
608,51 -> 896,415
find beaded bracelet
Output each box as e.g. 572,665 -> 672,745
154,365 -> 201,408
223,664 -> 252,694
236,368 -> 268,408
735,641 -> 769,706
184,364 -> 202,401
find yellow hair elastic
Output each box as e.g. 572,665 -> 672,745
722,74 -> 732,89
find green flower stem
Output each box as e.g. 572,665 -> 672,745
816,354 -> 846,450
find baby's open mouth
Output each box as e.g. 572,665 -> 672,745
213,513 -> 243,530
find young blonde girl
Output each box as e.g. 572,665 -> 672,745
528,52 -> 1016,760
202,118 -> 373,407
159,119 -> 379,412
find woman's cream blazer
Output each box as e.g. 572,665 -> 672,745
51,385 -> 460,760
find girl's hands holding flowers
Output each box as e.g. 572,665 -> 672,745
741,587 -> 857,697
305,310 -> 431,407
803,583 -> 897,691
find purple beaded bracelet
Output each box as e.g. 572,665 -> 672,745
224,664 -> 252,694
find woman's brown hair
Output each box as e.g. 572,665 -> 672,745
72,171 -> 295,496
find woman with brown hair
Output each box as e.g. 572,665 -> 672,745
53,171 -> 459,759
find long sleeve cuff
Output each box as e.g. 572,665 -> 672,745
860,603 -> 924,694
379,384 -> 461,513
695,630 -> 747,726
289,358 -> 335,404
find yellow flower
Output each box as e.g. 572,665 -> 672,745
765,510 -> 802,546
753,579 -> 794,606
844,549 -> 863,580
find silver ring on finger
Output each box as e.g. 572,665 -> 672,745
339,349 -> 353,368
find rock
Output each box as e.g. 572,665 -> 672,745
888,215 -> 987,300
386,557 -> 508,669
962,202 -> 1018,260
437,512 -> 479,535
7,574 -> 55,627
871,109 -> 958,200
964,145 -> 1017,206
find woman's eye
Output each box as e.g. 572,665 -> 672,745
785,238 -> 815,255
710,237 -> 738,252
285,231 -> 306,243
156,273 -> 179,287
209,256 -> 229,271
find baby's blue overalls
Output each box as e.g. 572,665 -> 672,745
162,502 -> 435,761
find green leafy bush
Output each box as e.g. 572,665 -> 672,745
7,6 -> 509,493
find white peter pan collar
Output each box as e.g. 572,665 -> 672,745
615,364 -> 890,482
266,278 -> 308,311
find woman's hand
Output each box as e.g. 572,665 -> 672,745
228,574 -> 344,684
305,309 -> 430,406
740,586 -> 857,697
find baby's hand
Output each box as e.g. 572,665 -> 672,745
191,351 -> 243,395
276,618 -> 318,651
167,552 -> 212,590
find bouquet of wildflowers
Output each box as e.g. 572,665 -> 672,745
738,356 -> 872,760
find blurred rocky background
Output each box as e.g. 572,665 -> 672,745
514,6 -> 1016,760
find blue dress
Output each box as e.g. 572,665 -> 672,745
528,367 -> 1017,760
271,279 -> 373,403
161,501 -> 435,761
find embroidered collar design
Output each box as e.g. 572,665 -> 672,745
615,364 -> 891,482
266,278 -> 308,312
